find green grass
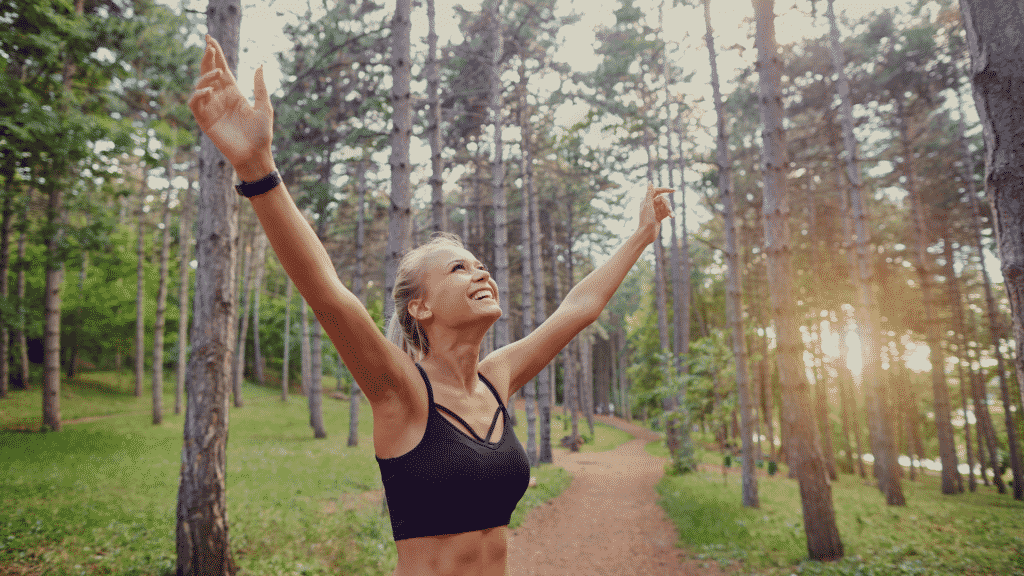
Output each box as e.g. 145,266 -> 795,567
0,370 -> 597,575
656,464 -> 1024,575
528,412 -> 634,453
509,464 -> 572,529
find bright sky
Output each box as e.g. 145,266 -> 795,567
193,0 -> 911,259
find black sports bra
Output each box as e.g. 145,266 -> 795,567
375,364 -> 531,541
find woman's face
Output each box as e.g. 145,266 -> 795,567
414,246 -> 501,327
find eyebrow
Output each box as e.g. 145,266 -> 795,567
446,258 -> 482,268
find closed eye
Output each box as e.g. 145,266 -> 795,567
451,262 -> 466,272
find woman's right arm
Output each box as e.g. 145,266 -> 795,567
188,34 -> 419,409
247,182 -> 420,406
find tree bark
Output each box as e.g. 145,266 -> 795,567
530,133 -> 552,463
15,191 -> 29,391
282,280 -> 292,403
707,0 -> 754,500
251,231 -> 267,387
828,0 -> 903,504
489,0 -> 510,370
176,169 -> 194,416
518,69 -> 538,466
952,11 -> 1024,495
153,174 -> 173,425
899,97 -> 963,495
175,2 -> 240,572
136,175 -> 148,398
43,180 -> 64,431
348,157 -> 368,447
968,308 -> 1004,492
753,0 -> 842,559
232,227 -> 256,408
385,0 -> 413,324
426,0 -> 444,234
0,189 -> 14,397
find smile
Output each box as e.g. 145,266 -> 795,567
471,289 -> 494,301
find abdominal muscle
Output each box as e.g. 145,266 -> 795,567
392,525 -> 509,576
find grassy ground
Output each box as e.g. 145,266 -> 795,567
0,370 -> 628,575
650,439 -> 1024,576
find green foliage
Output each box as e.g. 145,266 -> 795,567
657,468 -> 1024,575
0,371 -> 593,575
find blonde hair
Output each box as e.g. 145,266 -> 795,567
385,232 -> 465,360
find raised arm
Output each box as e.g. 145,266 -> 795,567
188,35 -> 419,407
481,185 -> 674,396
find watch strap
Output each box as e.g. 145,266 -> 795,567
235,170 -> 281,198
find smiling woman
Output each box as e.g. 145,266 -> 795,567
187,33 -> 674,576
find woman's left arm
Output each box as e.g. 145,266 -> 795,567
481,185 -> 673,397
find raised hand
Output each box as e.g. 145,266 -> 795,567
188,35 -> 275,182
635,184 -> 675,245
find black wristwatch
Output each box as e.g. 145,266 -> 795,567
235,170 -> 282,198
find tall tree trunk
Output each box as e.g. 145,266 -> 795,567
15,191 -> 29,391
952,17 -> 1024,496
309,314 -> 327,439
708,0 -> 755,500
251,232 -> 267,386
518,70 -> 537,467
489,0 -> 510,374
530,138 -> 552,463
582,330 -> 594,437
43,177 -> 64,431
968,308 -> 1004,492
828,0 -> 903,504
810,326 -> 838,482
753,0 -> 843,559
645,127 -> 674,454
231,228 -> 255,408
175,1 -> 240,572
349,157 -> 368,447
426,0 -> 444,234
616,327 -> 629,420
153,176 -> 173,425
176,169 -> 194,415
282,280 -> 292,403
41,0 -> 87,426
899,97 -> 962,495
385,0 -> 413,324
0,190 -> 14,398
136,175 -> 148,398
956,88 -> 1001,491
300,294 -> 312,406
943,236 -> 977,491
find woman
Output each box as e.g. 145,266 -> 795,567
189,34 -> 673,576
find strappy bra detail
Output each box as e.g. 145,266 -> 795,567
374,364 -> 531,541
434,403 -> 503,445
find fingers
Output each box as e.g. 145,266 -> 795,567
655,195 -> 674,219
253,65 -> 273,118
203,34 -> 236,82
188,86 -> 212,117
645,183 -> 675,199
194,68 -> 227,92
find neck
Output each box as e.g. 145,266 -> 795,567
421,323 -> 490,393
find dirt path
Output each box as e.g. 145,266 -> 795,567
507,413 -> 725,576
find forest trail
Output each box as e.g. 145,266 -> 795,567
507,410 -> 725,576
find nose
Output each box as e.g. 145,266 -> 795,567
473,267 -> 490,282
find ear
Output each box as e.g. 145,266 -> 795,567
408,297 -> 433,323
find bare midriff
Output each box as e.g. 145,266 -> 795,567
392,525 -> 509,576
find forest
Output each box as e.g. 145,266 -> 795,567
3,0 -> 1024,574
